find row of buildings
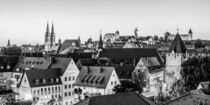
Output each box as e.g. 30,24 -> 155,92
1,23 -> 210,105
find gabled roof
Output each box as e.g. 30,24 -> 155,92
0,55 -> 20,72
60,39 -> 80,51
15,57 -> 52,72
24,69 -> 62,87
99,48 -> 163,65
49,57 -> 72,75
74,66 -> 114,89
112,64 -> 135,80
168,33 -> 187,53
75,92 -> 158,105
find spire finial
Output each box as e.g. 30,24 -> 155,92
177,27 -> 179,34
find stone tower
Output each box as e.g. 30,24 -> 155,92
188,28 -> 193,40
165,32 -> 187,85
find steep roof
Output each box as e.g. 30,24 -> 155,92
49,57 -> 72,75
112,64 -> 135,80
14,57 -> 52,72
0,55 -> 20,72
24,69 -> 62,87
168,33 -> 187,53
74,66 -> 114,89
99,48 -> 163,65
75,92 -> 158,105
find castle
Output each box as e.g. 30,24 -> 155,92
165,29 -> 193,41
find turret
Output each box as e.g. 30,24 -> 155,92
188,28 -> 193,40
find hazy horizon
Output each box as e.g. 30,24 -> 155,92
1,0 -> 210,46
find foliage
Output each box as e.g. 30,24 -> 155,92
180,55 -> 210,90
113,80 -> 143,93
194,39 -> 204,48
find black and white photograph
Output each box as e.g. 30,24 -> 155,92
0,0 -> 210,105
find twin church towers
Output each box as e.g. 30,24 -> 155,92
44,23 -> 56,52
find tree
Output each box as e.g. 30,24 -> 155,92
113,80 -> 143,93
180,56 -> 210,91
194,39 -> 204,48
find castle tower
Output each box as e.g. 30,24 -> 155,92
50,23 -> 55,47
44,23 -> 51,52
165,32 -> 187,86
188,28 -> 193,40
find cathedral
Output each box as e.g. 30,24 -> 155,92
44,23 -> 61,53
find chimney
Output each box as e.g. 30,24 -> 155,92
99,66 -> 103,73
84,66 -> 89,73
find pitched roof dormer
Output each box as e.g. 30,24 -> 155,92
168,33 -> 186,54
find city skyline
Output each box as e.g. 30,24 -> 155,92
1,0 -> 210,46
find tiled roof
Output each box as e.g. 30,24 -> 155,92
111,64 -> 135,80
168,33 -> 187,53
74,66 -> 114,89
60,39 -> 80,51
99,48 -> 163,66
0,55 -> 20,72
141,57 -> 161,67
75,92 -> 158,105
15,57 -> 52,72
49,57 -> 72,75
24,69 -> 62,87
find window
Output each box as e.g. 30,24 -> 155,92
68,92 -> 71,96
65,92 -> 67,97
56,78 -> 59,82
36,62 -> 40,64
69,84 -> 71,88
114,81 -> 117,85
111,81 -> 113,85
72,76 -> 75,80
65,77 -> 67,81
50,78 -> 54,83
35,79 -> 39,84
21,61 -> 25,64
43,79 -> 46,84
69,77 -> 71,81
1,66 -> 4,69
65,85 -> 67,89
28,61 -> 31,64
40,61 -> 43,64
32,61 -> 36,64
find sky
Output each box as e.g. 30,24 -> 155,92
0,0 -> 210,46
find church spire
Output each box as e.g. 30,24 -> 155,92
46,22 -> 49,33
51,23 -> 54,34
7,39 -> 11,47
98,30 -> 103,49
188,28 -> 192,34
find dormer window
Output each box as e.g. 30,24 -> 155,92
36,62 -> 40,64
21,61 -> 25,64
43,79 -> 46,84
35,79 -> 39,84
50,78 -> 54,83
56,78 -> 59,82
7,65 -> 10,69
